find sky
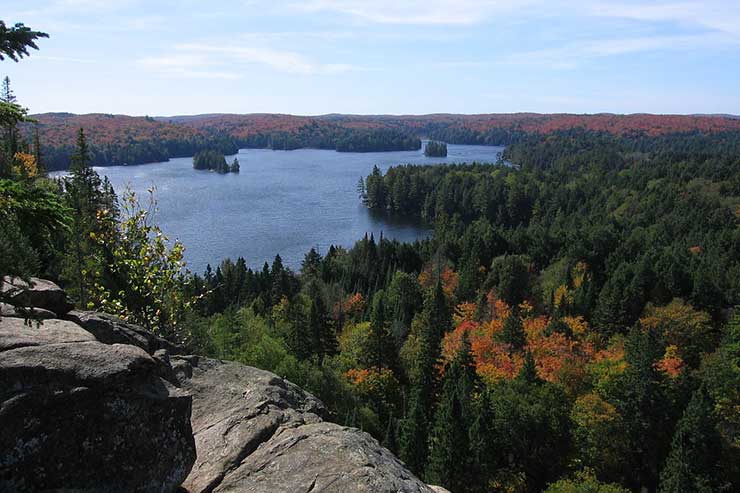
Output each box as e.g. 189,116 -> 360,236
4,0 -> 740,116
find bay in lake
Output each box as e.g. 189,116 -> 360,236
79,143 -> 504,273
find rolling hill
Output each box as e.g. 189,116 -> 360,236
28,112 -> 740,170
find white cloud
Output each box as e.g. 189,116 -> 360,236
287,0 -> 740,35
32,55 -> 97,63
137,53 -> 242,79
287,0 -> 538,25
427,31 -> 733,72
502,31 -> 738,69
590,1 -> 740,37
139,43 -> 361,77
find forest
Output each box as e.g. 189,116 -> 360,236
26,110 -> 740,170
193,150 -> 239,173
28,115 -> 422,169
2,25 -> 739,493
424,140 -> 448,157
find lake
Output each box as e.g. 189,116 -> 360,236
73,143 -> 504,273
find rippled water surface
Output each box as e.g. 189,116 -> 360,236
76,143 -> 504,273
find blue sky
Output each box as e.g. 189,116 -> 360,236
4,0 -> 740,115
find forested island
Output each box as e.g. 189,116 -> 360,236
424,140 -> 447,157
3,22 -> 740,493
193,150 -> 239,173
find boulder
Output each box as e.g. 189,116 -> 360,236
0,302 -> 57,320
181,358 -> 439,493
65,310 -> 186,355
181,358 -> 326,492
215,422 -> 442,493
1,276 -> 74,316
0,317 -> 96,352
0,336 -> 195,491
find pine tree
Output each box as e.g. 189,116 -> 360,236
398,284 -> 449,475
428,279 -> 451,345
270,254 -> 287,305
517,350 -> 540,384
610,327 -> 671,492
368,290 -> 394,370
659,389 -> 721,493
62,128 -> 117,308
426,333 -> 476,491
306,283 -> 336,364
399,385 -> 429,474
0,21 -> 48,61
284,297 -> 311,360
501,311 -> 526,352
469,387 -> 496,493
1,76 -> 20,163
1,76 -> 16,103
301,247 -> 323,280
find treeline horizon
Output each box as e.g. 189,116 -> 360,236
20,110 -> 740,171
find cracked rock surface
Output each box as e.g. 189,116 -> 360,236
0,316 -> 195,492
1,279 -> 447,492
180,358 -> 443,493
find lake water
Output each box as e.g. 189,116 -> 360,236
69,143 -> 504,273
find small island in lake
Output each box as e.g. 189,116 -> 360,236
193,150 -> 240,173
424,140 -> 447,157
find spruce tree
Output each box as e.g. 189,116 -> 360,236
368,290 -> 394,370
501,311 -> 526,352
659,389 -> 721,493
0,76 -> 21,163
0,21 -> 48,61
62,128 -> 110,307
517,350 -> 540,384
1,76 -> 16,103
301,247 -> 323,280
270,254 -> 287,305
306,283 -> 335,364
399,385 -> 429,474
398,283 -> 449,475
428,279 -> 451,345
609,327 -> 671,492
426,333 -> 476,491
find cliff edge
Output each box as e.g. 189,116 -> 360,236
0,277 -> 448,493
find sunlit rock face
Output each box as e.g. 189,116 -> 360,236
0,280 -> 443,493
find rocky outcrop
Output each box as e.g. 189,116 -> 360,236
65,310 -> 186,356
180,358 -> 441,493
0,317 -> 195,492
0,302 -> 56,319
1,281 -> 444,493
1,277 -> 74,316
214,422 -> 440,493
0,317 -> 96,351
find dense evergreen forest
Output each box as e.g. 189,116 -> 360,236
234,125 -> 421,152
2,24 -> 739,493
192,150 -> 239,173
424,140 -> 447,157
